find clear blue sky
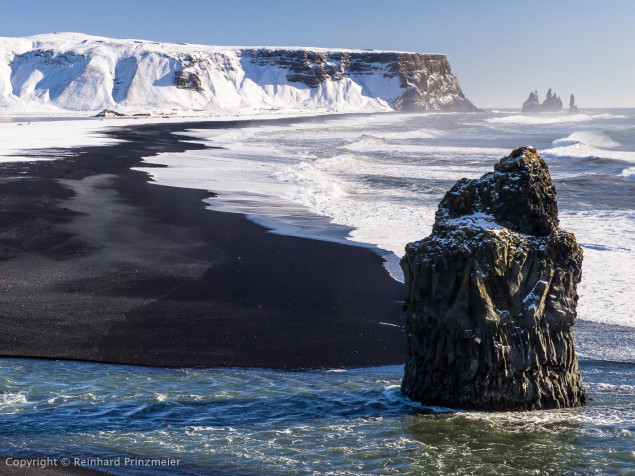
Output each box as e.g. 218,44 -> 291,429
2,0 -> 633,107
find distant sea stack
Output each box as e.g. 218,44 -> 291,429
569,94 -> 579,113
521,89 -> 563,113
401,146 -> 588,411
0,32 -> 476,114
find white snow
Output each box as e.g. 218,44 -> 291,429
0,116 -> 194,162
0,32 -> 437,115
0,110 -> 341,162
442,212 -> 504,231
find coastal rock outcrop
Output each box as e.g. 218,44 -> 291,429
569,94 -> 579,113
521,89 -> 563,113
95,109 -> 126,117
400,146 -> 588,411
521,91 -> 541,113
243,50 -> 477,112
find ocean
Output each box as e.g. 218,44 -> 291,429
2,109 -> 634,474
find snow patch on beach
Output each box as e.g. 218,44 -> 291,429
0,118 -> 136,161
0,110 -> 345,162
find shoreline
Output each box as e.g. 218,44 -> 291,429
0,115 -> 406,369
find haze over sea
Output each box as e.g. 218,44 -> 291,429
1,109 -> 634,474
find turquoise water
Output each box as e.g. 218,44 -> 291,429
0,359 -> 633,475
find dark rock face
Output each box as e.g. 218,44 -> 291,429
96,109 -> 126,117
401,146 -> 588,411
521,89 -> 563,113
521,91 -> 541,113
174,71 -> 204,91
569,94 -> 579,113
542,88 -> 563,112
241,49 -> 477,112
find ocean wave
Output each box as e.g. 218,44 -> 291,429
590,383 -> 635,394
0,391 -> 28,413
367,128 -> 441,140
486,113 -> 625,125
621,167 -> 635,178
552,131 -> 620,149
341,138 -> 507,157
143,115 -> 635,328
543,143 -> 635,164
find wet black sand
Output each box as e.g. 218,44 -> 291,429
0,116 -> 405,369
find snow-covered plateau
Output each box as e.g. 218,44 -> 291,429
0,32 -> 476,115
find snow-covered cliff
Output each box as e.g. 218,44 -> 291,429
0,33 -> 476,115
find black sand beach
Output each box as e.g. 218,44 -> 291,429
0,116 -> 405,369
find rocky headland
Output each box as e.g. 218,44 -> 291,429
0,33 -> 476,114
401,146 -> 588,411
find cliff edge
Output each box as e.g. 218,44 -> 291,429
401,146 -> 588,411
0,33 -> 476,114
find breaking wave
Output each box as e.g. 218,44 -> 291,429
486,113 -> 625,125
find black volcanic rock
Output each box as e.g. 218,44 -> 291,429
521,89 -> 563,113
569,94 -> 579,113
174,71 -> 204,91
542,88 -> 563,112
401,146 -> 588,411
241,49 -> 477,112
96,109 -> 126,117
521,91 -> 541,113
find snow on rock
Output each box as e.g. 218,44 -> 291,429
0,32 -> 476,115
401,146 -> 588,411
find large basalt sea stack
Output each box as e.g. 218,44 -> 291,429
401,146 -> 588,411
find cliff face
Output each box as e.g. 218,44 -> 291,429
0,33 -> 476,114
242,49 -> 476,112
401,146 -> 588,411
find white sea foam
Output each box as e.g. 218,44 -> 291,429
541,130 -> 635,164
543,143 -> 635,164
552,131 -> 620,149
560,210 -> 635,328
486,113 -> 625,125
0,391 -> 28,414
343,137 -> 507,157
621,167 -> 635,178
140,130 -> 495,279
487,113 -> 595,125
110,111 -> 635,329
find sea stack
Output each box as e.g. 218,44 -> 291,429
400,146 -> 588,411
521,91 -> 541,112
569,94 -> 579,113
521,89 -> 563,112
